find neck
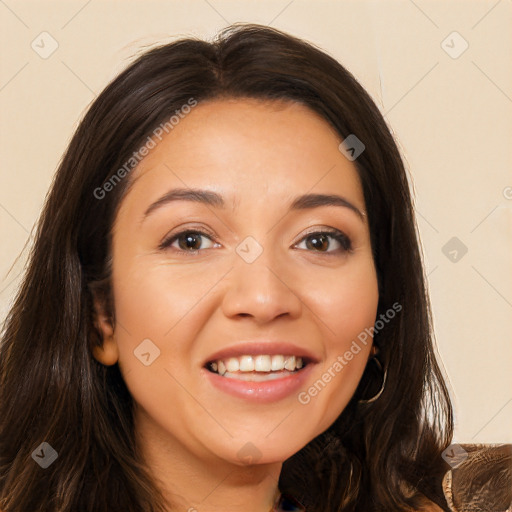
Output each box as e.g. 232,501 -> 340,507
134,407 -> 283,512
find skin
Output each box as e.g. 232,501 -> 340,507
92,98 -> 380,512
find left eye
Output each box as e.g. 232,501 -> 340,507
161,231 -> 217,252
295,231 -> 351,253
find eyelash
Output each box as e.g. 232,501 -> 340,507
159,228 -> 352,255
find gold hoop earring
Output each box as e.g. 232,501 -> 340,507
357,352 -> 387,404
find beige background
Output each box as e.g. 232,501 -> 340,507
1,0 -> 511,443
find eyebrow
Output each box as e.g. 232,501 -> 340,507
141,188 -> 365,222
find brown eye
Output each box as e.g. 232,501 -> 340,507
177,232 -> 203,251
305,233 -> 330,252
160,230 -> 217,252
296,230 -> 352,254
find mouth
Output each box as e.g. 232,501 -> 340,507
201,341 -> 318,402
204,354 -> 311,382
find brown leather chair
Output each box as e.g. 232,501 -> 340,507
440,444 -> 512,512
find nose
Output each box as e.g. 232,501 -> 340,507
221,249 -> 303,324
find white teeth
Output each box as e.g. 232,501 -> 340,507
209,354 -> 304,376
271,354 -> 284,371
254,355 -> 271,372
239,355 -> 254,371
284,356 -> 296,371
226,358 -> 239,372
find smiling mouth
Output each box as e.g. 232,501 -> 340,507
205,354 -> 310,382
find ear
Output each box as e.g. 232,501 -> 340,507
91,294 -> 119,366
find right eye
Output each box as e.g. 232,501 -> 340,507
159,230 -> 219,253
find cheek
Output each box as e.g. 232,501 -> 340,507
108,258 -> 230,398
111,259 -> 226,341
299,259 -> 379,430
308,257 -> 379,345
107,262 -> 219,443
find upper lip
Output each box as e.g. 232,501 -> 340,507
203,341 -> 320,366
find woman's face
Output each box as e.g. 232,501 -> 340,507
95,98 -> 379,466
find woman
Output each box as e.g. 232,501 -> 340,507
0,24 -> 453,511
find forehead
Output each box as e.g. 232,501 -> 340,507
122,98 -> 365,213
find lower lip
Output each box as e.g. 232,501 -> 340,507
202,363 -> 315,403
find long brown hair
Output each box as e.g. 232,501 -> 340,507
0,23 -> 453,511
